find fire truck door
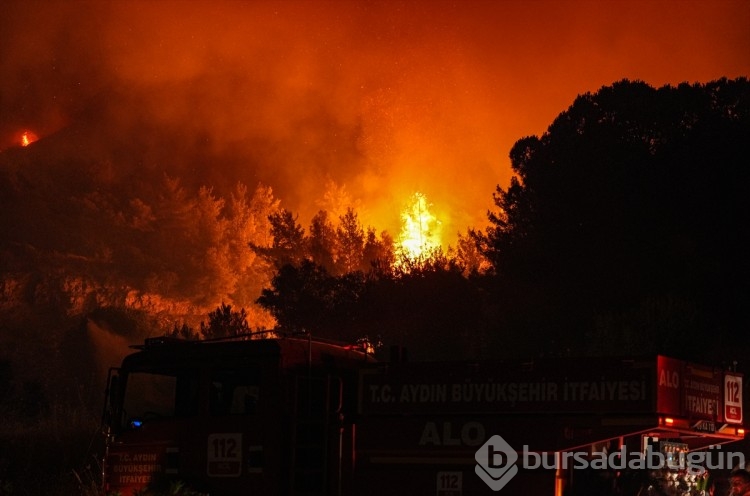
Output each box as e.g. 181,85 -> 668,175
291,374 -> 344,496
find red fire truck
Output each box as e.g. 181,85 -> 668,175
101,334 -> 744,495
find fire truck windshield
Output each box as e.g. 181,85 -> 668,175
122,368 -> 199,426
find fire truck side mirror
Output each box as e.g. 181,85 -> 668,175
102,368 -> 121,433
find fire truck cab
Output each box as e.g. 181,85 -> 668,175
103,335 -> 373,495
101,335 -> 745,495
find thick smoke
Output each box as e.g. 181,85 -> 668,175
1,0 -> 748,236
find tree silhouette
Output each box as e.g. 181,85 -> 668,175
200,303 -> 251,339
256,260 -> 337,334
362,250 -> 488,360
476,78 -> 750,361
256,247 -> 488,359
225,183 -> 279,309
363,228 -> 395,272
335,208 -> 365,274
450,230 -> 490,276
262,209 -> 307,269
308,210 -> 337,273
168,322 -> 200,340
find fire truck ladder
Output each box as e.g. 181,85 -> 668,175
292,374 -> 337,496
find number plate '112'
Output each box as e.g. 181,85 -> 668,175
207,433 -> 243,477
437,471 -> 462,496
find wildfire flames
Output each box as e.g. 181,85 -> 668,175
20,130 -> 38,147
398,192 -> 442,260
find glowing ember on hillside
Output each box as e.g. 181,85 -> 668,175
398,192 -> 442,260
20,130 -> 38,147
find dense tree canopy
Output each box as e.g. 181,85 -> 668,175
257,252 -> 487,360
254,78 -> 750,363
476,78 -> 750,361
254,208 -> 486,359
200,303 -> 251,339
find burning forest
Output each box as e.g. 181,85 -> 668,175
1,1 -> 749,494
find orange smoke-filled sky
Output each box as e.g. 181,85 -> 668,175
1,0 -> 748,242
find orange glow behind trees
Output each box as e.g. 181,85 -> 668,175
2,1 -> 747,243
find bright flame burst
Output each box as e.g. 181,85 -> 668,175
398,192 -> 442,260
20,130 -> 38,147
